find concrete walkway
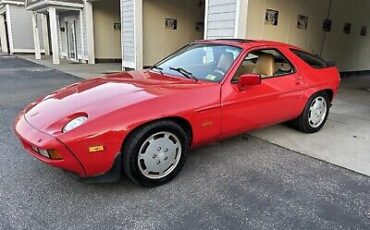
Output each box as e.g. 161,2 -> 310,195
17,54 -> 122,79
251,75 -> 370,176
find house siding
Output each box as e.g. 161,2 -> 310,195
206,0 -> 237,39
121,0 -> 135,66
8,4 -> 44,51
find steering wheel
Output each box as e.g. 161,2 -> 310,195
209,68 -> 225,81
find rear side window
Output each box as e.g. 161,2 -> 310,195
290,49 -> 332,69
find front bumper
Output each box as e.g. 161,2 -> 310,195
14,112 -> 86,177
64,153 -> 122,184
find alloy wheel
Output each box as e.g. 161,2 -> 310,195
308,96 -> 327,128
137,131 -> 182,179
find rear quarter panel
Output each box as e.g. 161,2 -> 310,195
303,67 -> 341,100
284,47 -> 341,101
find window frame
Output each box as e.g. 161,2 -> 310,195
231,47 -> 297,84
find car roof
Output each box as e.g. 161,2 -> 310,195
197,39 -> 298,49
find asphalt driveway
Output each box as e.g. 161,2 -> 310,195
1,56 -> 370,230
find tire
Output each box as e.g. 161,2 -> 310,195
292,92 -> 330,133
122,120 -> 188,187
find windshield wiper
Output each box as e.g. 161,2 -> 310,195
151,65 -> 164,74
169,67 -> 198,81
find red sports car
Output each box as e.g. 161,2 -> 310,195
14,39 -> 340,187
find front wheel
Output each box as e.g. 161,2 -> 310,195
122,121 -> 188,187
292,92 -> 330,133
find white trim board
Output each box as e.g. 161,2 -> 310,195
234,0 -> 248,38
31,12 -> 41,59
0,13 -> 8,53
204,0 -> 209,39
5,4 -> 13,53
26,1 -> 84,11
79,9 -> 84,58
234,0 -> 241,38
1,1 -> 25,6
134,0 -> 143,70
120,0 -> 123,70
85,1 -> 95,64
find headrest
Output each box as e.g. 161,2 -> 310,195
256,54 -> 275,77
217,52 -> 234,72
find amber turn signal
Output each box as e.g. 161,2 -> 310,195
89,145 -> 105,153
48,149 -> 63,160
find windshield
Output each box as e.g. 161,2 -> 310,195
155,44 -> 242,82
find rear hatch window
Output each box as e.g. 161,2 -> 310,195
290,49 -> 334,69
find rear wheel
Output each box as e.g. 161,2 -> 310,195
122,120 -> 188,187
292,92 -> 330,133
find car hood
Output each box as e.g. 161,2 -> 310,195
24,70 -> 218,134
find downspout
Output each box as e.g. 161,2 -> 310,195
320,0 -> 333,56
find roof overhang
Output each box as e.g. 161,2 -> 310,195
26,0 -> 83,12
0,0 -> 25,6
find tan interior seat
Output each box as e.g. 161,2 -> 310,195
255,54 -> 276,78
236,63 -> 256,75
243,63 -> 256,73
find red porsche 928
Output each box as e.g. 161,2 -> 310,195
14,39 -> 340,187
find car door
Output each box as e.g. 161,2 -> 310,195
220,47 -> 307,137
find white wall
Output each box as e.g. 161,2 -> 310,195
143,0 -> 204,66
322,0 -> 370,71
245,0 -> 370,72
93,0 -> 121,60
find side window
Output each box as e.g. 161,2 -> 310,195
232,49 -> 295,82
290,49 -> 330,69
